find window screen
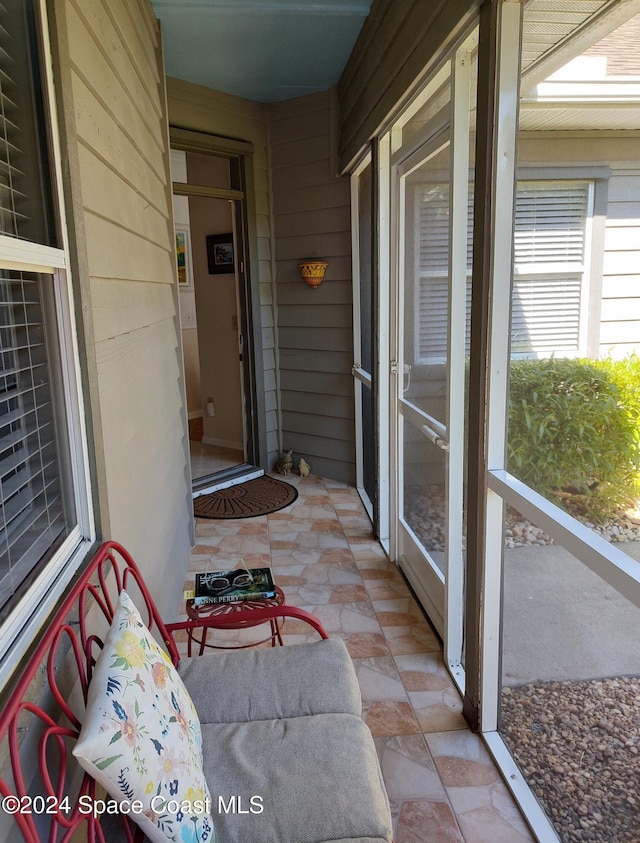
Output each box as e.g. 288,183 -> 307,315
414,180 -> 591,361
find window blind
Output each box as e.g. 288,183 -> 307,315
0,0 -> 55,245
414,180 -> 590,361
0,0 -> 71,618
0,271 -> 69,610
511,181 -> 589,355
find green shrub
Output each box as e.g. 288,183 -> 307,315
507,356 -> 640,520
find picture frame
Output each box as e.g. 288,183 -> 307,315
206,232 -> 235,275
175,224 -> 193,288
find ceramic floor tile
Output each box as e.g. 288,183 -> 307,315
280,583 -> 369,605
395,800 -> 465,843
351,544 -> 391,564
268,517 -> 344,535
426,731 -> 535,843
269,531 -> 350,550
309,601 -> 382,635
272,560 -> 361,584
375,734 -> 447,802
363,700 -> 421,737
353,656 -> 410,702
194,519 -> 269,537
363,576 -> 413,601
395,653 -> 467,732
340,632 -> 392,659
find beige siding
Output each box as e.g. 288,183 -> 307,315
338,0 -> 476,170
269,91 -> 355,485
518,134 -> 640,359
59,0 -> 191,617
166,78 -> 279,464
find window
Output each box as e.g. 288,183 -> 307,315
414,179 -> 593,362
0,0 -> 92,658
512,180 -> 592,356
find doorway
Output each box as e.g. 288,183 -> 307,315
172,142 -> 260,489
388,28 -> 477,676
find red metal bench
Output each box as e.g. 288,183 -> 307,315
0,541 -> 328,843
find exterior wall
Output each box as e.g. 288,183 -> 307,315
53,0 -> 192,618
166,79 -> 279,465
269,91 -> 356,485
518,133 -> 640,358
338,0 -> 477,170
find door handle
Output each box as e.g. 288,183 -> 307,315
403,363 -> 412,393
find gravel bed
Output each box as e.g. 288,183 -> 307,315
501,677 -> 640,843
405,485 -> 640,550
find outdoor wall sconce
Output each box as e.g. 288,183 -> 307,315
297,259 -> 328,288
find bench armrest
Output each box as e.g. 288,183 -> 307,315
165,605 -> 329,660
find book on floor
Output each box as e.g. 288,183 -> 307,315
193,567 -> 276,605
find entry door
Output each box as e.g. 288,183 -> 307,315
393,128 -> 467,650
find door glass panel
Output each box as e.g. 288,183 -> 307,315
402,419 -> 446,572
362,385 -> 375,504
358,162 -> 373,373
403,144 -> 451,423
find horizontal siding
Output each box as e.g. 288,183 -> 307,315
600,170 -> 640,357
270,90 -> 355,485
166,78 -> 279,466
338,0 -> 476,170
65,0 -> 191,617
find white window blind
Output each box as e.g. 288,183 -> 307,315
511,181 -> 590,355
415,185 -> 472,362
414,180 -> 591,362
0,0 -> 75,621
0,272 -> 70,609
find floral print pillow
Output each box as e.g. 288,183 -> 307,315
74,590 -> 214,843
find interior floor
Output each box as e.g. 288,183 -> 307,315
174,473 -> 535,843
189,440 -> 245,480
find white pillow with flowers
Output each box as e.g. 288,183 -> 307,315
73,590 -> 214,843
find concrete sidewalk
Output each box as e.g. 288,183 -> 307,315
502,540 -> 640,686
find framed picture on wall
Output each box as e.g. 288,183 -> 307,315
175,224 -> 193,288
206,233 -> 235,275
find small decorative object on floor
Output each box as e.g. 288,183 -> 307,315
275,449 -> 293,475
298,457 -> 311,477
194,564 -> 276,606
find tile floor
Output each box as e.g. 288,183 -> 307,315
175,473 -> 536,843
189,441 -> 245,480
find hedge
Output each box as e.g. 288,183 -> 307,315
507,355 -> 640,520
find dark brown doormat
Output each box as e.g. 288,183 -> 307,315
194,475 -> 298,519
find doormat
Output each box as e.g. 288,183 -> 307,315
194,475 -> 298,520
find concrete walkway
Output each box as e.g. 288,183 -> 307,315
502,540 -> 640,686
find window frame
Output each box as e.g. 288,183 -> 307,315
0,0 -> 94,685
413,169 -> 609,365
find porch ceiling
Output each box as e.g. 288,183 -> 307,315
150,0 -> 372,102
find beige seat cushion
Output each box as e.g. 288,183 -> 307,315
201,712 -> 393,843
178,638 -> 362,723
